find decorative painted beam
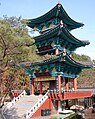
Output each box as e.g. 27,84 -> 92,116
50,72 -> 78,78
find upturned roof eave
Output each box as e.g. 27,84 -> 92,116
26,3 -> 84,30
59,5 -> 84,30
60,25 -> 90,46
34,24 -> 90,47
65,54 -> 93,69
27,4 -> 58,27
20,53 -> 93,69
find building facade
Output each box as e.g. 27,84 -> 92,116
21,3 -> 94,117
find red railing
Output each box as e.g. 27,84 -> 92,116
48,90 -> 93,100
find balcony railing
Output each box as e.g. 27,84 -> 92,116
48,90 -> 93,100
25,90 -> 49,119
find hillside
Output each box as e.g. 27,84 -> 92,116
72,53 -> 95,88
78,68 -> 95,88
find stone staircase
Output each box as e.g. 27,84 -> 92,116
15,95 -> 42,117
3,95 -> 43,119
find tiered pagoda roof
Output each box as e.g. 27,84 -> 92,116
20,53 -> 93,79
21,3 -> 94,81
27,3 -> 84,31
34,24 -> 90,55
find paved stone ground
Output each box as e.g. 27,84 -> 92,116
84,108 -> 95,119
32,116 -> 51,119
32,115 -> 58,119
31,114 -> 63,119
0,109 -> 4,119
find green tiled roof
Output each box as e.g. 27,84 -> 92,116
20,53 -> 93,78
27,3 -> 84,30
33,24 -> 90,55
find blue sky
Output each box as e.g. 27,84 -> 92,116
0,0 -> 95,60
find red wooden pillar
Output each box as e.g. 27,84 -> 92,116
30,78 -> 35,95
65,78 -> 69,91
66,100 -> 69,109
40,81 -> 42,94
73,78 -> 77,90
58,75 -> 61,92
56,101 -> 58,113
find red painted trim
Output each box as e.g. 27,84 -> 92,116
73,78 -> 77,90
64,91 -> 92,100
40,82 -> 42,94
32,98 -> 53,118
56,100 -> 58,113
58,75 -> 61,92
12,92 -> 21,97
31,78 -> 35,95
49,91 -> 93,100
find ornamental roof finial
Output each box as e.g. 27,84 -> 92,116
58,1 -> 61,8
58,0 -> 60,4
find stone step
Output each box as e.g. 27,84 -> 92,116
12,95 -> 42,117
